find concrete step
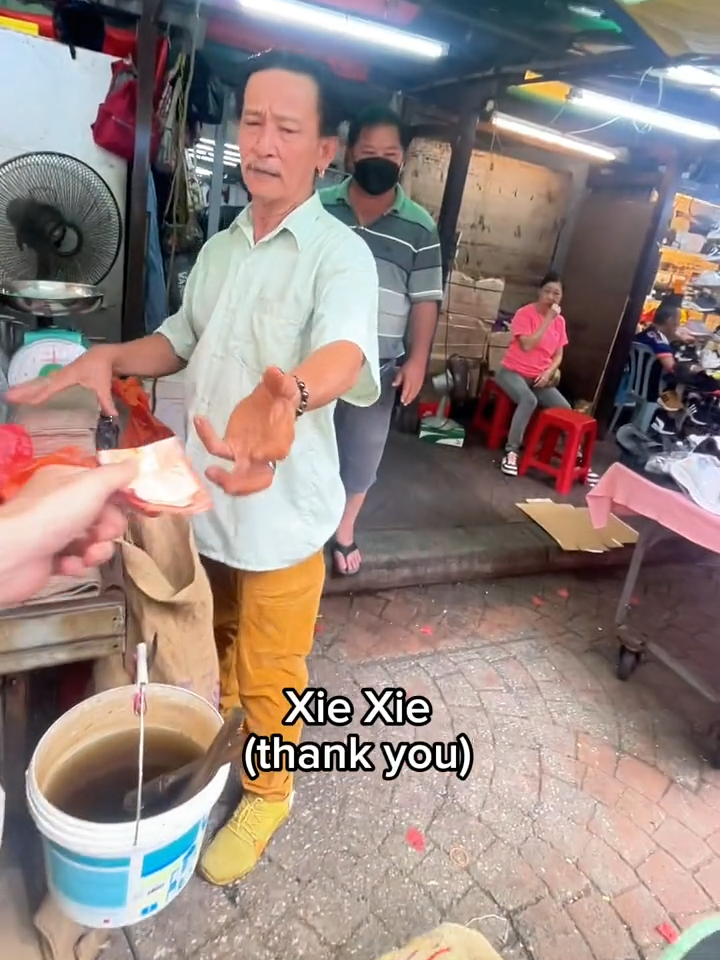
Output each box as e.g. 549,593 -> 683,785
322,519 -> 709,595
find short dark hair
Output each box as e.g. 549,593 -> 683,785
237,50 -> 340,137
347,105 -> 412,151
540,271 -> 562,288
654,303 -> 679,328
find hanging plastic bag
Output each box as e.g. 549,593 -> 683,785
91,58 -> 161,163
187,53 -> 225,126
112,378 -> 175,448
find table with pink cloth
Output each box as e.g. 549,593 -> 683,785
585,463 -> 720,764
587,462 -> 720,555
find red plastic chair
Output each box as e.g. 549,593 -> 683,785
519,408 -> 597,495
471,378 -> 516,449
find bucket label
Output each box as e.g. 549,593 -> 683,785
45,815 -> 209,927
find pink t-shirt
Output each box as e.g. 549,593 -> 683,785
501,304 -> 569,379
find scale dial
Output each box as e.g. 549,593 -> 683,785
7,337 -> 88,387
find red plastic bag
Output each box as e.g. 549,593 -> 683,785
0,425 -> 34,489
113,378 -> 175,449
91,58 -> 160,162
0,447 -> 96,504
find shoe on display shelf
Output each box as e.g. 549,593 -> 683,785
693,270 -> 720,288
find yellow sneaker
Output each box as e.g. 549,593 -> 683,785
199,792 -> 292,886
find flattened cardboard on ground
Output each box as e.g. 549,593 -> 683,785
517,499 -> 638,553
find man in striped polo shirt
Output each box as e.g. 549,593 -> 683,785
320,106 -> 444,575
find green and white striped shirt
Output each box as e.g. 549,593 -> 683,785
320,179 -> 443,360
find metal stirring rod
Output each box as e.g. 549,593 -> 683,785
132,642 -> 149,847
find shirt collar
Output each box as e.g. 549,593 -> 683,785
228,192 -> 324,249
336,176 -> 405,214
650,325 -> 670,345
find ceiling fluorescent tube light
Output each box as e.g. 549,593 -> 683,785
573,88 -> 720,140
237,0 -> 447,59
491,113 -> 617,161
665,65 -> 720,88
663,65 -> 720,97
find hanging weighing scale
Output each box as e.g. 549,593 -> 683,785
0,280 -> 104,386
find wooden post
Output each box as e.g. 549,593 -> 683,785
437,108 -> 479,283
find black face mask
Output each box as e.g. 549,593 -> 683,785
353,157 -> 401,196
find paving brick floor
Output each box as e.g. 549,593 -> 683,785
25,564 -> 720,960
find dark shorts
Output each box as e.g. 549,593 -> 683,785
334,360 -> 399,496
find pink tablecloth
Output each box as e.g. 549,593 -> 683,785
587,462 -> 720,555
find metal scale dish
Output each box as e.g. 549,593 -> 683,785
0,280 -> 103,386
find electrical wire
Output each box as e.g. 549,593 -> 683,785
146,0 -> 201,408
547,65 -> 668,140
164,0 -> 202,298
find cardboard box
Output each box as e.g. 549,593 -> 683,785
486,331 -> 513,373
517,499 -> 638,553
418,416 -> 465,447
444,271 -> 504,320
432,311 -> 491,363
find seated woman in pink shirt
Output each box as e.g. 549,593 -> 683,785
495,272 -> 571,476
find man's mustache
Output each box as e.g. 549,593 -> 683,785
246,164 -> 281,177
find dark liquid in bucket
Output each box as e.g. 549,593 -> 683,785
44,728 -> 205,823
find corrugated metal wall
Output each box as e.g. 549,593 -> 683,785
401,138 -> 573,313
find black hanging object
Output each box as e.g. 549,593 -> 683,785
187,53 -> 225,126
96,415 -> 119,451
53,0 -> 106,60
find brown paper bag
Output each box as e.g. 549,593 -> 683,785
93,514 -> 219,708
375,924 -> 504,960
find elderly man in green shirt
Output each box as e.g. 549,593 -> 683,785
8,50 -> 380,886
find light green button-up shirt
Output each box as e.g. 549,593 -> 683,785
157,193 -> 380,572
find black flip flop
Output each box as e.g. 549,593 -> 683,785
331,539 -> 361,577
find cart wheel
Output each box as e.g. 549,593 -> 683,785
616,646 -> 641,682
705,722 -> 720,770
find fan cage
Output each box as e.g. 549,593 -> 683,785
0,151 -> 123,286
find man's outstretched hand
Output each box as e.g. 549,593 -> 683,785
194,367 -> 298,496
5,348 -> 117,416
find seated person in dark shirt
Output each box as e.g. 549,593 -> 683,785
633,302 -> 720,433
634,302 -> 680,410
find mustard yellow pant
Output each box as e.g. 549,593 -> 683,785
202,551 -> 325,803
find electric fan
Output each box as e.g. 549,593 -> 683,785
0,151 -> 123,385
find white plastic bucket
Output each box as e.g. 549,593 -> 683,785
26,684 -> 229,929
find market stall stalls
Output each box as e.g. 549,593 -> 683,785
642,190 -> 720,332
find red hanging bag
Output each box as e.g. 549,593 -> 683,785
91,56 -> 162,162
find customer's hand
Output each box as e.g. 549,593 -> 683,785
194,366 -> 297,496
534,372 -> 552,389
393,357 -> 425,406
0,460 -> 137,607
5,347 -> 117,416
675,326 -> 695,344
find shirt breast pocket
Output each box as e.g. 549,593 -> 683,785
232,298 -> 309,373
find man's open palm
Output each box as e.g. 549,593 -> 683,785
194,366 -> 298,496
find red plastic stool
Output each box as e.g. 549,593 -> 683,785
519,408 -> 597,495
471,378 -> 515,449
